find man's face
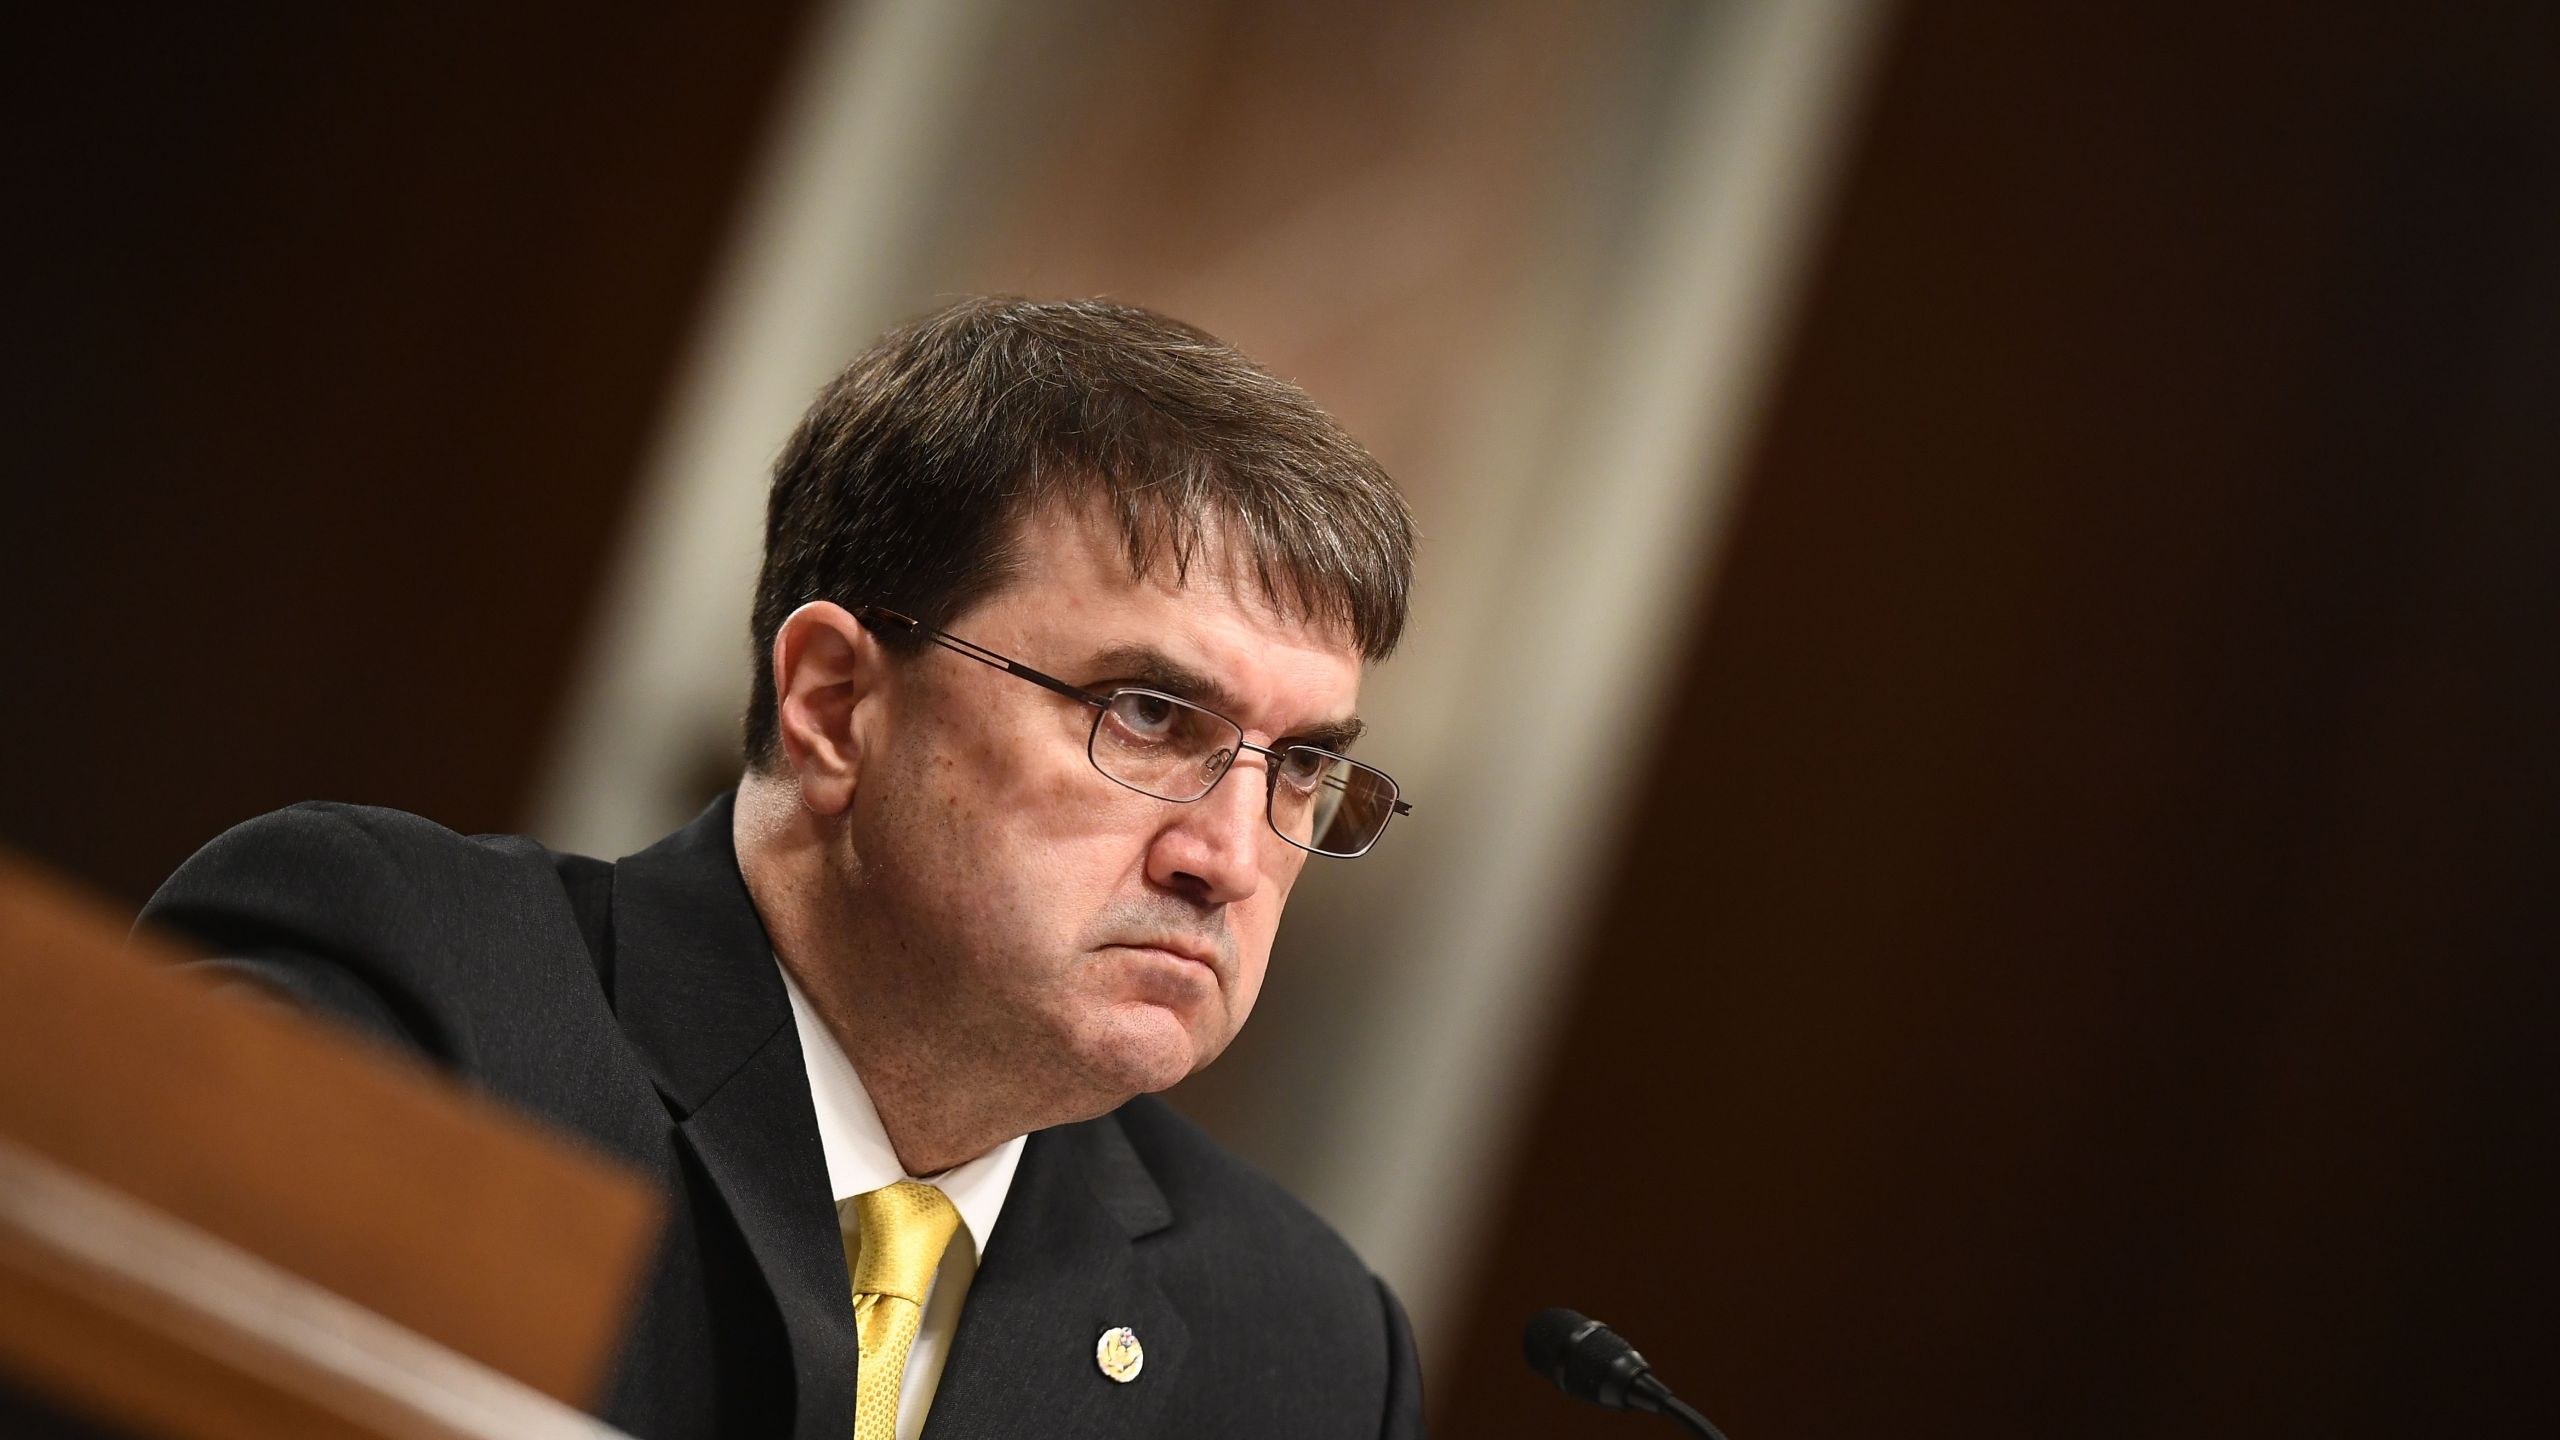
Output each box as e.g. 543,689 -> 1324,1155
839,503 -> 1365,1105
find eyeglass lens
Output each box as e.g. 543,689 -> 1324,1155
1089,690 -> 1400,857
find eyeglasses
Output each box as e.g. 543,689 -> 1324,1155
854,607 -> 1412,858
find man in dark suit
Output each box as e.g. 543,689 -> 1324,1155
142,297 -> 1427,1438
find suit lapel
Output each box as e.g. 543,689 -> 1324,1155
922,1112 -> 1188,1440
611,795 -> 859,1440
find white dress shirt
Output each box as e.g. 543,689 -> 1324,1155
777,960 -> 1026,1440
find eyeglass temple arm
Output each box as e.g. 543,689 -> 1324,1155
1305,755 -> 1413,818
853,607 -> 1106,710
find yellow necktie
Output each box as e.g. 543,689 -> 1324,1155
842,1181 -> 961,1440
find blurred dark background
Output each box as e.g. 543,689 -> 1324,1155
6,3 -> 2555,1435
1441,6 -> 2560,1435
8,5 -> 805,897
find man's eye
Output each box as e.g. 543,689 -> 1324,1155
1278,748 -> 1331,792
1108,692 -> 1181,742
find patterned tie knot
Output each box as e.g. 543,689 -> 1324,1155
847,1180 -> 960,1304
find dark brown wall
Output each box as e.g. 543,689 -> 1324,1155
1441,4 -> 2558,1435
4,6 -> 807,903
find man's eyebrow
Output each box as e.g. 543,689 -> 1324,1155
1079,643 -> 1366,752
1080,644 -> 1239,711
1284,715 -> 1367,755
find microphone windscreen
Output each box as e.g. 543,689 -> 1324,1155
1522,1306 -> 1596,1380
1524,1306 -> 1656,1409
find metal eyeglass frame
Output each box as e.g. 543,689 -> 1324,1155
852,606 -> 1413,857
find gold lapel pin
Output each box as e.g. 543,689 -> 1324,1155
1095,1326 -> 1144,1383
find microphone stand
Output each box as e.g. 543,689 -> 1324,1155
1635,1373 -> 1729,1440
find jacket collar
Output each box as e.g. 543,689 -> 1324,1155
610,793 -> 860,1438
608,791 -> 784,1117
609,793 -> 1184,1439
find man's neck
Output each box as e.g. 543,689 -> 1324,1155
733,772 -> 1119,1174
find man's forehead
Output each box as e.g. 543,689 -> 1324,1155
1003,500 -> 1360,651
1055,601 -> 1364,701
983,501 -> 1366,723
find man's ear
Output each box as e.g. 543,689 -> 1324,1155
771,601 -> 883,817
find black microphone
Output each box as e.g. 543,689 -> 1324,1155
1522,1308 -> 1730,1440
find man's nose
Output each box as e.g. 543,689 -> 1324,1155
1145,754 -> 1268,906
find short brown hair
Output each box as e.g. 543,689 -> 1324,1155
743,296 -> 1416,768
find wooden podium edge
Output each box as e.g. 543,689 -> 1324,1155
0,849 -> 664,1408
0,1133 -> 628,1440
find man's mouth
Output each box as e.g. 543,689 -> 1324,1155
1111,939 -> 1221,974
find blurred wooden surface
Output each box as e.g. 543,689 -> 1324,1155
0,1136 -> 621,1440
0,852 -> 661,1434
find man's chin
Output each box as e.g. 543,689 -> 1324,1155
1074,1003 -> 1218,1097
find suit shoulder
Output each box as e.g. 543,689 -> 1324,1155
139,802 -> 600,1060
1110,1094 -> 1378,1285
212,800 -> 562,867
1103,1096 -> 1423,1432
151,801 -> 573,917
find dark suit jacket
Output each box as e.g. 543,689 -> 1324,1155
141,794 -> 1425,1439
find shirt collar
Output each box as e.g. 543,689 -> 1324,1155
775,958 -> 1024,1259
